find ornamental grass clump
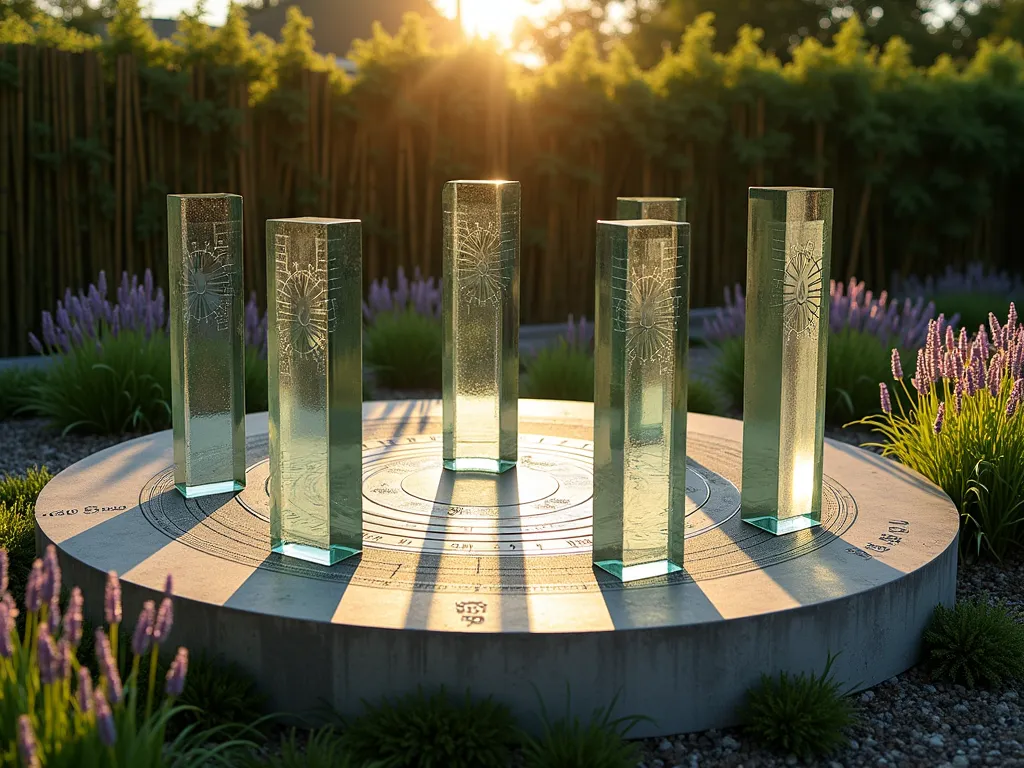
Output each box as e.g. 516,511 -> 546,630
741,654 -> 858,759
0,546 -> 247,766
522,315 -> 595,402
922,600 -> 1024,688
855,306 -> 1024,559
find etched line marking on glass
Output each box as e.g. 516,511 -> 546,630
624,238 -> 678,371
455,218 -> 510,306
276,231 -> 330,372
781,238 -> 823,339
184,231 -> 232,325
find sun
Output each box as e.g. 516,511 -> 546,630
435,0 -> 555,49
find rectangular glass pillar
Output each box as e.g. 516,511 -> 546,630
593,219 -> 690,582
442,180 -> 520,474
267,217 -> 363,565
741,187 -> 833,535
616,197 -> 687,223
168,193 -> 246,498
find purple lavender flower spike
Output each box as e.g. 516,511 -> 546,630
64,586 -> 84,646
41,545 -> 60,604
1008,302 -> 1018,336
47,596 -> 60,635
105,570 -> 122,625
988,356 -> 1003,397
95,689 -> 117,746
891,349 -> 903,380
0,601 -> 14,658
153,597 -> 174,645
3,592 -> 18,620
955,379 -> 964,414
57,638 -> 72,681
879,383 -> 892,414
166,647 -> 189,697
933,402 -> 946,435
28,333 -> 43,354
131,600 -> 155,656
25,559 -> 43,613
1006,379 -> 1023,419
77,667 -> 94,713
17,716 -> 40,768
97,270 -> 108,297
0,548 -> 7,595
95,628 -> 123,704
37,625 -> 57,685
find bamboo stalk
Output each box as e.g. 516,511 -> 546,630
0,50 -> 10,354
124,57 -> 135,276
405,125 -> 419,269
113,55 -> 124,276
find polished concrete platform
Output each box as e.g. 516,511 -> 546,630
34,400 -> 959,737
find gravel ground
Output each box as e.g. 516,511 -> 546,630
3,407 -> 1022,768
0,417 -> 130,478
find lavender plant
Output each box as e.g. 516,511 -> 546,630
706,278 -> 951,423
894,262 -> 1022,335
363,268 -> 443,393
854,306 -> 1024,560
362,267 -> 441,323
25,271 -> 171,435
0,546 -> 248,766
703,278 -> 946,349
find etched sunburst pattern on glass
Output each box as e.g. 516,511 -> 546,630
184,242 -> 231,323
782,240 -> 823,338
625,268 -> 677,367
280,268 -> 328,357
456,221 -> 507,306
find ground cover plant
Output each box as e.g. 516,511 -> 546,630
855,306 -> 1024,559
741,653 -> 859,759
706,278 -> 946,424
0,468 -> 52,604
0,367 -> 48,421
922,599 -> 1024,689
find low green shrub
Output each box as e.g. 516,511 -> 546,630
0,366 -> 48,420
519,691 -> 643,768
712,329 -> 896,424
931,292 -> 1016,335
174,651 -> 268,736
0,467 -> 52,602
364,310 -> 443,392
922,600 -> 1024,688
235,727 -> 357,768
521,342 -> 594,401
522,340 -> 722,414
244,345 -> 269,414
687,377 -> 721,416
741,653 -> 858,759
342,687 -> 517,768
26,330 -> 172,435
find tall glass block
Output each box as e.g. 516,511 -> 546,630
593,219 -> 690,582
442,180 -> 520,474
616,197 -> 687,223
267,217 -> 363,566
168,194 -> 246,498
741,187 -> 833,535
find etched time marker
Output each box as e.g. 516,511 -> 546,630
593,219 -> 690,582
616,197 -> 687,223
267,217 -> 363,565
168,193 -> 246,498
442,180 -> 520,474
741,187 -> 833,535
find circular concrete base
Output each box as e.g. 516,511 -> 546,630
35,400 -> 958,737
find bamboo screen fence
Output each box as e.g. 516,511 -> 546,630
0,41 -> 1021,355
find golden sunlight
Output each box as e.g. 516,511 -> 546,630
434,0 -> 559,49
